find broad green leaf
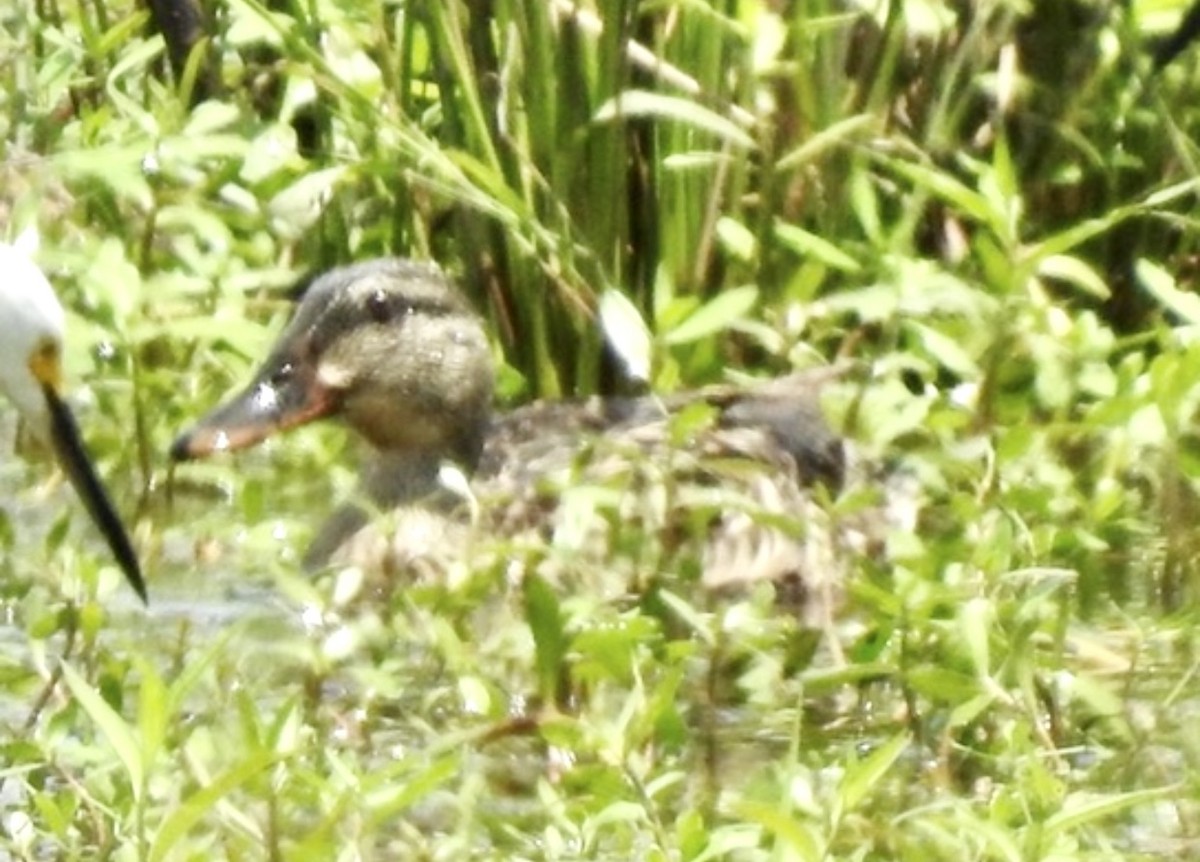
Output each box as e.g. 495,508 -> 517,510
183,100 -> 242,136
907,666 -> 983,703
588,800 -> 649,830
947,691 -> 997,730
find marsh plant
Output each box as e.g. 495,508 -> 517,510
0,0 -> 1197,858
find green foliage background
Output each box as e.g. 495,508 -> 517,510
0,0 -> 1199,858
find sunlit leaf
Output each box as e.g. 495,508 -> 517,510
149,752 -> 277,861
774,222 -> 863,273
362,754 -> 462,823
267,166 -> 348,237
594,90 -> 756,149
598,289 -> 652,385
61,662 -> 144,799
777,114 -> 877,170
1044,786 -> 1177,838
951,804 -> 1023,862
136,659 -> 168,767
664,286 -> 758,345
874,154 -> 996,227
735,799 -> 823,862
1036,254 -> 1110,299
1137,258 -> 1200,324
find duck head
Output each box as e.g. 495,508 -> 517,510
171,259 -> 495,469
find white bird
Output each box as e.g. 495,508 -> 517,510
0,233 -> 146,603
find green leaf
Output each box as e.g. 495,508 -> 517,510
1137,258 -> 1200,324
774,222 -> 862,273
734,799 -> 823,862
61,662 -> 144,798
960,597 -> 992,678
136,660 -> 168,768
267,166 -> 348,238
105,37 -> 164,137
1036,254 -> 1110,299
906,320 -> 980,378
716,216 -> 758,262
1044,786 -> 1177,838
951,804 -> 1023,862
149,752 -> 277,861
52,146 -> 154,210
839,732 -> 910,811
524,573 -> 567,703
664,286 -> 758,345
874,154 -> 996,227
777,114 -> 877,171
594,90 -> 756,150
362,754 -> 462,823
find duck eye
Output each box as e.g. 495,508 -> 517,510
367,289 -> 391,323
270,362 -> 294,387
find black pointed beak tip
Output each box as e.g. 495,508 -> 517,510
128,572 -> 149,606
40,384 -> 149,606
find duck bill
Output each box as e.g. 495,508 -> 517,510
40,384 -> 148,604
170,356 -> 337,461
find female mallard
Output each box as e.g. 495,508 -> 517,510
170,259 -> 862,615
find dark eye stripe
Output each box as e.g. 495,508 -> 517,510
308,291 -> 467,352
291,259 -> 476,352
368,293 -> 461,323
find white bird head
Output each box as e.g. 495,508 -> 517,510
0,234 -> 66,437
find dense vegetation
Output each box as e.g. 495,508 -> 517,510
1,0 -> 1199,857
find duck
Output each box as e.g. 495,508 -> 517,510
0,235 -> 147,603
170,259 -> 862,616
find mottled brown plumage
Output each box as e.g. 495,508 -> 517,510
172,259 -> 872,618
